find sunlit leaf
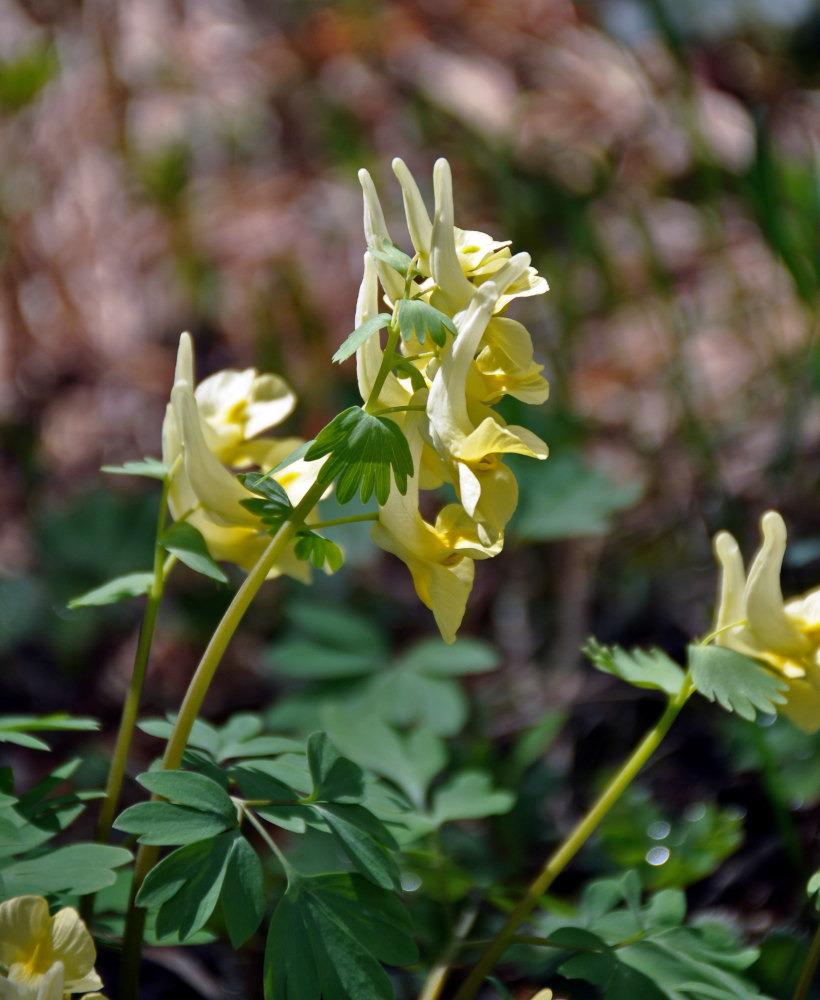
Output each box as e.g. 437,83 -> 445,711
68,572 -> 154,609
584,639 -> 686,697
333,313 -> 392,364
688,645 -> 788,721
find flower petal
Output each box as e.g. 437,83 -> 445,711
49,909 -> 96,984
358,167 -> 404,303
0,897 -> 51,969
392,157 -> 433,264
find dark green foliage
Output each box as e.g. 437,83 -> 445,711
688,645 -> 789,721
536,872 -> 773,1000
115,770 -> 238,844
264,872 -> 418,1000
304,406 -> 413,505
0,44 -> 58,112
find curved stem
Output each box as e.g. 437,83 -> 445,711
451,676 -> 694,1000
119,478 -> 326,999
792,921 -> 820,1000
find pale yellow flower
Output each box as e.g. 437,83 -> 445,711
0,896 -> 103,1000
370,416 -> 500,644
713,510 -> 820,732
161,333 -> 328,581
426,265 -> 548,542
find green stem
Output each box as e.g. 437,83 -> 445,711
244,807 -> 295,881
417,905 -> 478,1000
372,404 -> 427,416
364,319 -> 401,414
308,512 -> 379,530
792,921 -> 820,1000
118,478 -> 326,999
80,474 -> 175,926
451,676 -> 694,1000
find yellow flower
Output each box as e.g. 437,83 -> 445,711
370,415 -> 500,644
0,896 -> 104,1000
426,267 -> 548,542
713,510 -> 820,732
161,333 -> 328,581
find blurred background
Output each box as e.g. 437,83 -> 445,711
2,0 -> 820,995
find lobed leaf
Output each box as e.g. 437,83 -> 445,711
221,835 -> 266,947
396,297 -> 456,348
304,406 -> 413,505
688,645 -> 788,721
137,770 -> 236,821
114,800 -> 237,845
0,843 -> 131,896
312,802 -> 400,890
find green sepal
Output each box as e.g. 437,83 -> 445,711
333,314 -> 392,364
304,406 -> 413,505
101,456 -> 170,480
68,571 -> 154,609
160,521 -> 228,583
397,298 -> 457,347
584,638 -> 686,697
688,644 -> 788,721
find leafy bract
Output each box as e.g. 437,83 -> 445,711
101,456 -> 170,480
238,471 -> 293,529
584,638 -> 686,697
688,645 -> 788,721
264,872 -> 417,1000
396,298 -> 456,348
68,571 -> 154,608
159,521 -> 228,582
367,239 -> 415,277
333,313 -> 392,364
304,406 -> 413,505
293,531 -> 343,572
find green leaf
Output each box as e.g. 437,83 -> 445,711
264,872 -> 417,1000
294,531 -> 344,572
396,298 -> 456,347
101,456 -> 170,480
323,707 -> 446,807
137,831 -> 236,940
333,313 -> 393,364
511,452 -> 641,541
239,471 -> 294,528
396,637 -> 499,676
688,644 -> 788,721
222,835 -> 266,947
0,714 -> 98,751
137,770 -> 236,821
307,732 -> 364,802
159,521 -> 228,582
584,639 -> 686,697
430,771 -> 514,826
312,802 -> 400,889
304,407 -> 413,505
68,571 -> 154,608
367,239 -> 414,277
114,800 -> 237,845
0,844 -> 131,895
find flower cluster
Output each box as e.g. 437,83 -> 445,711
356,158 -> 549,642
712,510 -> 820,733
162,332 -> 328,582
0,896 -> 104,1000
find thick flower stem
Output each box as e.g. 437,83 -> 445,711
118,478 -> 327,1000
450,676 -> 694,1000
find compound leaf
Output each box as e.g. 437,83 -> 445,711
333,313 -> 392,364
159,521 -> 228,583
584,639 -> 686,697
